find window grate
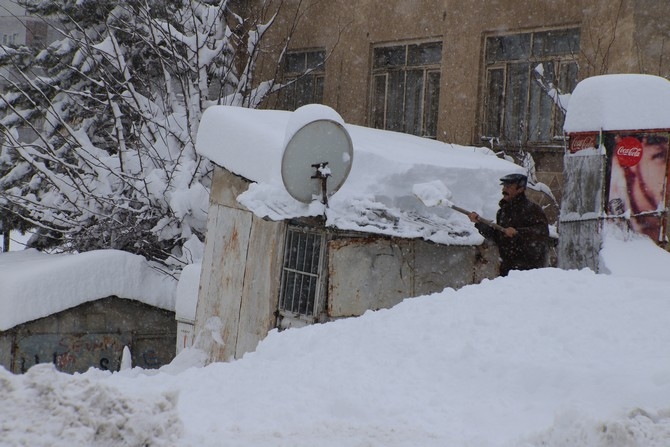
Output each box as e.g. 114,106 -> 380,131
278,227 -> 325,318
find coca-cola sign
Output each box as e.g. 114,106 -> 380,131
615,136 -> 643,167
570,133 -> 597,153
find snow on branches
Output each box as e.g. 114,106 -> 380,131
0,0 -> 283,268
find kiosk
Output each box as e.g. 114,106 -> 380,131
560,74 -> 670,270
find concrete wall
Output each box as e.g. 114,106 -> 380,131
259,0 -> 670,205
0,297 -> 176,374
328,237 -> 498,317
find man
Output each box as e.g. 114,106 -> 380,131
468,173 -> 549,276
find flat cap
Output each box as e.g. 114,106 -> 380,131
500,173 -> 528,186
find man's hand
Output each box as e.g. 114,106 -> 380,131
503,227 -> 518,238
468,212 -> 479,223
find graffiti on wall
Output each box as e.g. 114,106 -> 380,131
14,333 -> 170,374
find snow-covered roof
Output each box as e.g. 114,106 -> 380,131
196,105 -> 523,245
564,74 -> 670,133
0,249 -> 177,331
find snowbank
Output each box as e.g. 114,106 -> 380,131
2,263 -> 670,446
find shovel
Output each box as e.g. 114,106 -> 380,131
412,180 -> 506,232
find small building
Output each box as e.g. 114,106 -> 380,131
559,74 -> 670,271
0,249 -> 178,374
193,104 -> 528,362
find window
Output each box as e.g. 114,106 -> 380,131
482,28 -> 580,145
371,41 -> 442,138
277,226 -> 326,328
278,50 -> 325,110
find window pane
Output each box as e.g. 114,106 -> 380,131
404,69 -> 423,135
484,68 -> 504,137
372,74 -> 387,129
424,71 -> 441,138
408,42 -> 442,66
485,33 -> 531,62
306,51 -> 325,69
528,61 -> 554,142
528,80 -> 553,142
386,71 -> 405,132
504,63 -> 529,143
373,46 -> 406,69
294,77 -> 314,108
532,28 -> 581,57
555,61 -> 579,136
315,76 -> 324,104
285,53 -> 305,73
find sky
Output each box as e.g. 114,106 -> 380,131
2,74 -> 670,446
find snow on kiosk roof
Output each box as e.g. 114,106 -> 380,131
564,74 -> 670,133
195,105 -> 522,245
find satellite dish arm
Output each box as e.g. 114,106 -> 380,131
311,162 -> 331,206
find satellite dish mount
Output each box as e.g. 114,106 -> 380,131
311,161 -> 332,205
281,118 -> 353,206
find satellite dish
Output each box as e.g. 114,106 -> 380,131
281,119 -> 353,204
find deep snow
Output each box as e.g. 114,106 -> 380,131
1,230 -> 670,447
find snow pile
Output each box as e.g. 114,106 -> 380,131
599,224 -> 670,280
1,235 -> 670,446
0,364 -> 182,447
0,249 -> 177,330
196,105 -> 523,245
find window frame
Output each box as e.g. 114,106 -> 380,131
369,40 -> 442,139
481,27 -> 580,147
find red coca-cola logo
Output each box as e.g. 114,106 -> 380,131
615,136 -> 643,167
570,133 -> 597,153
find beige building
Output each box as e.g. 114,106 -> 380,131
260,0 -> 670,203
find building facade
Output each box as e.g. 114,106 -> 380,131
261,0 -> 670,204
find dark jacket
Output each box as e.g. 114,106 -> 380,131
475,192 -> 549,276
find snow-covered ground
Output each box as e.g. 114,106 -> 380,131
1,230 -> 669,447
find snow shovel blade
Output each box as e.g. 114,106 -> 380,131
411,180 -> 506,233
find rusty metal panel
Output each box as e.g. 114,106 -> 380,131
194,203 -> 252,362
328,238 -> 413,317
412,240 -> 477,294
235,216 -> 285,358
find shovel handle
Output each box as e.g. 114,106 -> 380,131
448,204 -> 506,233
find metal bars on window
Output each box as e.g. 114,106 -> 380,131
278,227 -> 325,318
